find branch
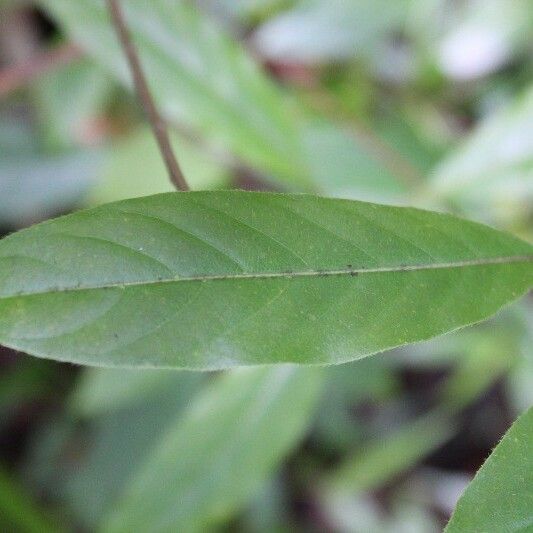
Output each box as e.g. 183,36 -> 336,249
106,0 -> 189,191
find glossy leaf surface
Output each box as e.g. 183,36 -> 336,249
0,191 -> 531,369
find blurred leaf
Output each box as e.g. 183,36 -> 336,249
39,0 -> 309,185
0,150 -> 103,227
87,127 -> 228,206
64,371 -> 204,527
301,121 -> 406,201
240,474 -> 290,532
375,111 -> 443,175
0,109 -> 102,227
71,367 -> 195,417
445,407 -> 533,532
103,366 -> 322,532
313,357 -> 398,453
323,330 -> 519,496
253,0 -> 410,63
324,409 -> 457,495
33,57 -> 114,151
429,85 -> 533,229
438,333 -> 516,410
507,301 -> 533,413
0,191 -> 532,369
39,0 -> 405,196
508,358 -> 533,415
0,464 -> 62,533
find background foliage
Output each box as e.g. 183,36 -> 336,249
0,0 -> 531,531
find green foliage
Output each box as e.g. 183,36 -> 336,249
38,0 -> 402,197
87,128 -> 229,206
39,0 -> 308,185
445,407 -> 533,532
0,191 -> 530,369
102,366 -> 322,532
0,464 -> 61,533
0,116 -> 101,227
1,0 -> 532,530
64,371 -> 205,527
430,85 -> 533,229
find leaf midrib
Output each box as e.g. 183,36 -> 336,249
2,255 -> 532,300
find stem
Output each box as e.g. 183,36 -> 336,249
106,0 -> 189,191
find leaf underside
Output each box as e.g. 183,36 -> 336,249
0,191 -> 531,370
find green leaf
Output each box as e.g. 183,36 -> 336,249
39,0 -> 308,185
445,407 -> 533,532
0,464 -> 62,533
33,57 -> 114,151
102,366 -> 322,532
253,0 -> 410,63
87,127 -> 228,207
324,408 -> 457,495
301,121 -> 405,202
39,0 -> 404,196
65,372 -> 204,528
0,150 -> 102,228
0,111 -> 102,228
322,331 -> 517,497
430,85 -> 533,227
70,367 -> 199,417
0,191 -> 531,369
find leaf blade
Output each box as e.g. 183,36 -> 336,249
0,191 -> 531,369
445,407 -> 533,532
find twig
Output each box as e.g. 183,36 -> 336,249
0,43 -> 82,99
106,0 -> 189,191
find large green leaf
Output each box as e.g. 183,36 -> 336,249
103,366 -> 322,532
445,407 -> 533,532
0,191 -> 531,369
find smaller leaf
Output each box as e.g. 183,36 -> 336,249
445,407 -> 533,532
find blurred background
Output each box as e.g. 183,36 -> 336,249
0,0 -> 532,531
